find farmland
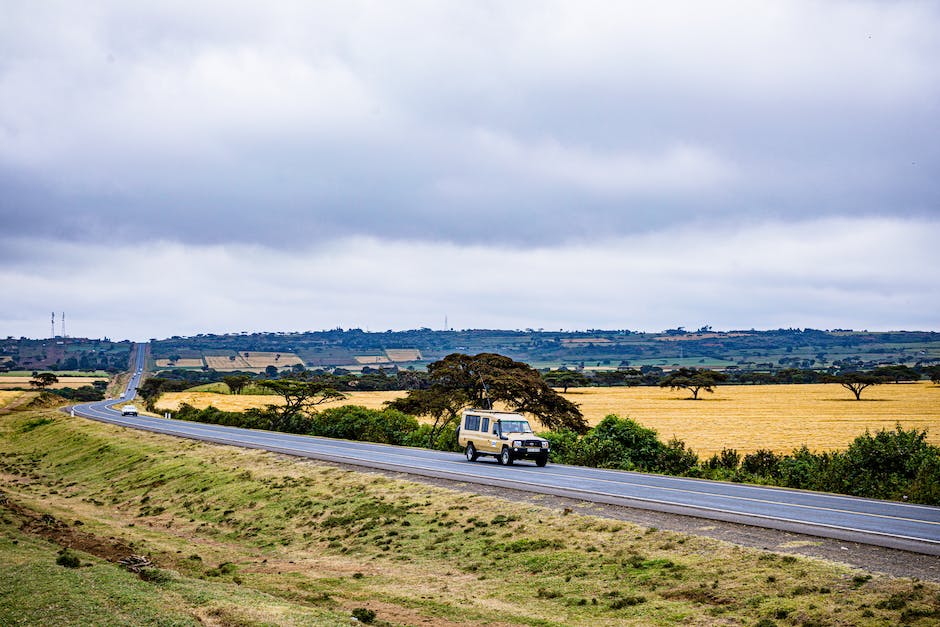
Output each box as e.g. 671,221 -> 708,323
156,381 -> 940,457
0,376 -> 109,391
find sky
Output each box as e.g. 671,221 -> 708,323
1,1 -> 938,342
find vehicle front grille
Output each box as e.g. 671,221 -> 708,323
521,440 -> 544,447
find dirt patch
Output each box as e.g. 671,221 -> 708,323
2,493 -> 139,564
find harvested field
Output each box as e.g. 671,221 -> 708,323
154,358 -> 204,368
384,349 -> 422,362
204,351 -> 303,372
157,383 -> 940,456
157,390 -> 406,413
354,355 -> 390,364
0,376 -> 108,391
563,382 -> 940,457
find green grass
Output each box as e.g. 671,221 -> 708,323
2,407 -> 939,626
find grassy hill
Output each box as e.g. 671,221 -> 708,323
2,405 -> 938,625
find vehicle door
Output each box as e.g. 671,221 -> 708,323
478,416 -> 497,453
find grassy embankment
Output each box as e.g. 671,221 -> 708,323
2,405 -> 939,625
157,382 -> 940,456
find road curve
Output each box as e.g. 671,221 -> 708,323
70,350 -> 940,556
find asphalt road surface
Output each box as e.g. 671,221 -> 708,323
70,352 -> 940,556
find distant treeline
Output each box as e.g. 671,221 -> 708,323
170,403 -> 940,506
144,363 -> 940,397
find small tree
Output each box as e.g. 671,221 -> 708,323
828,372 -> 882,400
223,375 -> 251,395
659,368 -> 728,400
257,378 -> 345,427
542,369 -> 590,393
30,372 -> 58,390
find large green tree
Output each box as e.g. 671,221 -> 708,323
659,368 -> 728,400
387,353 -> 587,447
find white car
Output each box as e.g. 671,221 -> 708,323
121,405 -> 138,416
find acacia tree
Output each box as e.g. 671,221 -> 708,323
30,372 -> 58,390
223,374 -> 251,395
542,369 -> 590,393
257,378 -> 346,426
827,372 -> 882,400
660,368 -> 728,400
387,353 -> 588,447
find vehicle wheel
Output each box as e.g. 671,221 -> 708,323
535,453 -> 548,467
465,443 -> 478,462
499,447 -> 514,466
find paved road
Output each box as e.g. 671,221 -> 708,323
70,348 -> 940,556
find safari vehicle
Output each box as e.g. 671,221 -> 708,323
120,404 -> 138,416
457,409 -> 550,466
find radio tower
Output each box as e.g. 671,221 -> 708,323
51,312 -> 55,338
61,312 -> 66,338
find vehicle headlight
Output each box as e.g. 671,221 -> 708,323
512,440 -> 522,447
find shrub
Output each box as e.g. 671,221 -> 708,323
309,406 -> 419,445
351,608 -> 376,623
56,549 -> 81,568
742,449 -> 781,478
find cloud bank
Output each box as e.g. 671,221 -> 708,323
1,2 -> 937,337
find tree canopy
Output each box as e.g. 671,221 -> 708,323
256,378 -> 346,422
386,353 -> 587,446
659,368 -> 728,400
826,372 -> 882,400
542,369 -> 590,393
29,372 -> 58,390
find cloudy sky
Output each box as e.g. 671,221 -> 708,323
1,1 -> 938,341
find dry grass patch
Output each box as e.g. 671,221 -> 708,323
156,390 -> 407,413
0,391 -> 26,408
0,376 -> 108,390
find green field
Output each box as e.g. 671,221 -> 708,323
2,405 -> 938,625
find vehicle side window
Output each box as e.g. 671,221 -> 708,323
481,417 -> 489,433
465,414 -> 481,431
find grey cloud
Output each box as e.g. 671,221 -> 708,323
1,1 -> 938,251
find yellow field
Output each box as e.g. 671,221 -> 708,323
154,358 -> 205,368
155,382 -> 940,457
0,391 -> 25,408
156,390 -> 406,413
564,382 -> 940,456
0,376 -> 108,391
384,349 -> 423,362
203,352 -> 304,372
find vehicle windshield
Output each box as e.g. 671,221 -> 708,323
499,420 -> 533,434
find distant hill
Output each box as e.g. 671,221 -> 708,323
148,328 -> 940,373
0,337 -> 132,373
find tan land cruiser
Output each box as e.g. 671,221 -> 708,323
457,409 -> 550,467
